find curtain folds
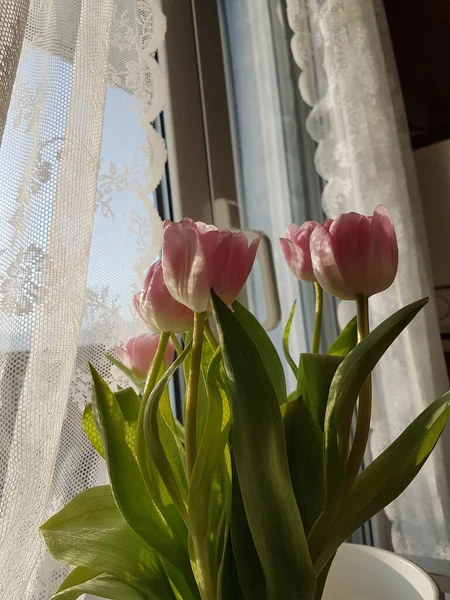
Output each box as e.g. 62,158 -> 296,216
286,0 -> 450,558
0,0 -> 166,597
0,0 -> 30,143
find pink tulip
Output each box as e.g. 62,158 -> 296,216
310,205 -> 398,299
134,260 -> 194,333
162,218 -> 260,312
280,221 -> 320,282
114,334 -> 175,379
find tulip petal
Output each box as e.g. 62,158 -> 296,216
195,221 -> 218,234
365,205 -> 398,296
114,344 -> 132,370
133,292 -> 143,320
114,334 -> 170,379
162,220 -> 259,311
209,231 -> 258,305
139,264 -> 164,332
286,224 -> 300,241
280,236 -> 316,282
247,236 -> 260,271
297,221 -> 320,240
281,221 -> 319,282
329,212 -> 372,295
200,229 -> 226,257
135,261 -> 194,333
310,225 -> 355,300
130,334 -> 161,376
162,221 -> 212,313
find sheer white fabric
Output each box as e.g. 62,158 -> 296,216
0,0 -> 166,597
286,0 -> 450,557
0,0 -> 31,143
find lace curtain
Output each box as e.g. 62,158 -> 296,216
0,0 -> 167,597
286,0 -> 450,557
0,1 -> 31,142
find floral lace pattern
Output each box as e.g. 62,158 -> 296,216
0,0 -> 167,597
286,0 -> 450,558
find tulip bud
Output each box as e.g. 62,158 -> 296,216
310,205 -> 398,300
134,260 -> 194,333
114,334 -> 175,379
280,221 -> 319,282
162,218 -> 260,312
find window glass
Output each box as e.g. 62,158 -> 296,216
218,0 -> 338,365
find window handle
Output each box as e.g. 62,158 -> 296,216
244,229 -> 281,331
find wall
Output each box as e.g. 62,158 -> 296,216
414,140 -> 450,370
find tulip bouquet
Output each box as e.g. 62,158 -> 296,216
41,207 -> 450,600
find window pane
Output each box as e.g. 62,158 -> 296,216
219,0 -> 339,365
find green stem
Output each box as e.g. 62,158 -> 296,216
311,283 -> 323,354
185,312 -> 206,481
171,333 -> 190,388
192,539 -> 217,600
135,332 -> 170,483
170,333 -> 184,356
187,315 -> 216,600
314,553 -> 336,600
345,295 -> 371,494
204,319 -> 219,351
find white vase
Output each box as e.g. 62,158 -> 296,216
323,544 -> 441,600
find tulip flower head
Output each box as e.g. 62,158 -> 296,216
162,218 -> 260,312
114,334 -> 175,379
280,221 -> 320,282
310,205 -> 398,300
134,259 -> 194,333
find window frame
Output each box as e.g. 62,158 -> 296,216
159,0 -> 238,225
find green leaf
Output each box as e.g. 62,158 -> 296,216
163,560 -> 202,600
114,385 -> 180,525
115,386 -> 141,426
182,330 -> 193,390
89,365 -> 188,571
229,454 -> 266,600
322,298 -> 428,515
327,316 -> 357,357
82,387 -> 140,459
220,536 -> 246,600
41,486 -> 171,594
143,343 -> 192,522
174,418 -> 186,444
53,567 -> 164,599
50,574 -> 147,600
82,403 -> 104,458
232,300 -> 287,406
283,398 -> 324,536
189,350 -> 232,599
286,390 -> 300,403
105,354 -> 145,392
212,292 -> 315,600
56,567 -> 103,592
159,387 -> 188,496
198,333 -> 218,444
297,354 -> 343,430
312,390 -> 450,573
282,300 -> 298,377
